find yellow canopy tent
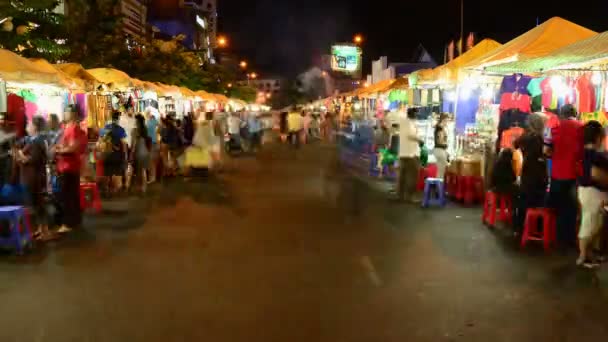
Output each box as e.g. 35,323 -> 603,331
55,63 -> 101,91
385,76 -> 409,90
28,58 -> 89,91
179,87 -> 196,98
484,31 -> 608,73
194,90 -> 216,101
465,17 -> 596,70
153,83 -> 181,97
416,39 -> 502,85
0,49 -> 62,85
139,81 -> 163,94
87,68 -> 144,91
212,93 -> 229,104
358,79 -> 395,97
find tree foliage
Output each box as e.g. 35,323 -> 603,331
228,85 -> 257,103
0,0 -> 69,62
2,0 -> 248,99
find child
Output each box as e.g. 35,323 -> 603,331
577,121 -> 608,268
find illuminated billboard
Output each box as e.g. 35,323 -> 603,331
331,45 -> 362,74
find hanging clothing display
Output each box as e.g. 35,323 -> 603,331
499,92 -> 531,113
420,89 -> 428,106
500,74 -> 533,96
540,78 -> 556,109
7,93 -> 25,138
0,82 -> 7,113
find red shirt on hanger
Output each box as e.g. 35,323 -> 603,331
499,92 -> 531,113
576,75 -> 595,113
540,78 -> 554,109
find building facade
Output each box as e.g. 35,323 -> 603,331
237,79 -> 283,95
148,0 -> 217,62
121,0 -> 148,39
55,0 -> 148,40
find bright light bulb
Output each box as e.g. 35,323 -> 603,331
592,72 -> 602,86
460,87 -> 471,100
445,91 -> 457,102
550,76 -> 568,96
482,87 -> 494,100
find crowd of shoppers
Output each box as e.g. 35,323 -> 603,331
0,107 -> 266,246
486,104 -> 608,268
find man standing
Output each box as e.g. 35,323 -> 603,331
227,112 -> 243,150
545,104 -> 583,250
397,108 -> 423,203
247,112 -> 262,152
54,109 -> 86,233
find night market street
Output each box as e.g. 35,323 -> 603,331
0,140 -> 604,341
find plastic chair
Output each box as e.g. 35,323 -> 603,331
422,178 -> 446,208
521,208 -> 556,251
0,206 -> 32,254
482,191 -> 513,227
80,182 -> 102,213
463,176 -> 484,205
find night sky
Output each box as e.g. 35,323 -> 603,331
219,0 -> 608,78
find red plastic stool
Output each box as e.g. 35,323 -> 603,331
80,182 -> 102,213
482,191 -> 512,227
455,175 -> 465,201
462,176 -> 484,205
521,208 -> 556,251
445,172 -> 458,198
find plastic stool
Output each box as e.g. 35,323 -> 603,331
463,176 -> 484,205
0,206 -> 32,254
80,182 -> 102,213
521,208 -> 556,251
422,178 -> 446,208
482,191 -> 513,227
445,172 -> 457,197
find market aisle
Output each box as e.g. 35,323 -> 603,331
0,141 -> 606,341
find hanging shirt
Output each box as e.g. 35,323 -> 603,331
500,74 -> 532,95
420,89 -> 428,106
576,75 -> 595,113
580,112 -> 608,126
527,77 -> 546,98
540,78 -> 555,109
499,93 -> 531,113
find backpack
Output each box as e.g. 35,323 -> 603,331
96,124 -> 120,160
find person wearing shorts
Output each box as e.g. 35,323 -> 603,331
577,121 -> 608,268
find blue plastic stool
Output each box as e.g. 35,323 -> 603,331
422,178 -> 446,208
0,206 -> 32,254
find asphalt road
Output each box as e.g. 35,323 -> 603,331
0,139 -> 607,341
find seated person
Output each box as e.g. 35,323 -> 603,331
490,148 -> 518,196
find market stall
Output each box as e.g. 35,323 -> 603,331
0,49 -> 68,137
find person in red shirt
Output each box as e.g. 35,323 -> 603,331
544,104 -> 583,249
53,110 -> 86,233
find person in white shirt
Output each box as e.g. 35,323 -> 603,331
227,112 -> 243,147
397,108 -> 423,202
119,111 -> 136,149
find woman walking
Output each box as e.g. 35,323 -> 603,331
130,114 -> 151,193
